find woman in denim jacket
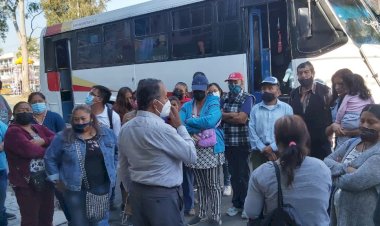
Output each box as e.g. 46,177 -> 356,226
180,73 -> 225,226
44,105 -> 117,226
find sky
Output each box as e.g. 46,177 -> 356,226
0,0 -> 150,54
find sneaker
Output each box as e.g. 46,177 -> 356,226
6,212 -> 16,220
185,208 -> 196,216
223,185 -> 232,196
226,207 -> 242,217
187,216 -> 208,226
241,210 -> 248,219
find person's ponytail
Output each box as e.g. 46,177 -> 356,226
280,142 -> 304,186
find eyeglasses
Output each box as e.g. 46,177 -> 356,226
89,92 -> 101,98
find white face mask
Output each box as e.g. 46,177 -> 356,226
156,100 -> 171,118
212,91 -> 220,98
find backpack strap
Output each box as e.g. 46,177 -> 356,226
273,161 -> 284,208
107,106 -> 113,130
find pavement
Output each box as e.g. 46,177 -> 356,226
6,183 -> 247,226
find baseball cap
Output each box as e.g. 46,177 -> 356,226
261,76 -> 279,86
225,72 -> 244,82
192,74 -> 209,91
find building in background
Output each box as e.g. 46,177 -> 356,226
0,52 -> 40,95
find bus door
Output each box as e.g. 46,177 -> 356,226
44,36 -> 75,122
55,40 -> 74,123
248,9 -> 267,101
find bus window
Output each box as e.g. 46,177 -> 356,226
217,0 -> 240,22
134,13 -> 168,62
103,21 -> 134,65
44,38 -> 56,72
76,27 -> 102,69
172,8 -> 191,30
329,0 -> 380,45
218,22 -> 242,53
135,35 -> 168,62
295,1 -> 339,53
172,3 -> 213,58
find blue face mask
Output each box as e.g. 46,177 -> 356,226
228,84 -> 242,94
85,94 -> 94,105
31,103 -> 47,114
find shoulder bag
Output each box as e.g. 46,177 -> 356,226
248,162 -> 302,226
75,140 -> 109,222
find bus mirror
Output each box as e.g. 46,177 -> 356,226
298,8 -> 312,38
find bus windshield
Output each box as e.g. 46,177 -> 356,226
329,0 -> 380,45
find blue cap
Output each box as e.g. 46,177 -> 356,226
261,76 -> 279,86
192,74 -> 209,91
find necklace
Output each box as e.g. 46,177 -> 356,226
33,111 -> 47,125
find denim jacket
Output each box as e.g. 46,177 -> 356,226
180,95 -> 225,154
44,126 -> 117,191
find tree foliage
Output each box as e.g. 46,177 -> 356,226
41,0 -> 109,26
16,37 -> 38,58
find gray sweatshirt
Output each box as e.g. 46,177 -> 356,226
244,157 -> 331,226
324,138 -> 380,226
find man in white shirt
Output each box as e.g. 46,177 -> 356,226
85,85 -> 121,137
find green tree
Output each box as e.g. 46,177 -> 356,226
41,0 -> 109,26
16,37 -> 39,58
0,0 -> 41,94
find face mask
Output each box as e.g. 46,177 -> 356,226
261,92 -> 276,103
228,84 -> 242,94
298,78 -> 313,87
73,122 -> 91,133
31,103 -> 47,114
156,100 -> 171,118
360,127 -> 379,143
15,112 -> 34,125
173,89 -> 184,100
85,94 -> 94,106
193,91 -> 206,101
212,91 -> 220,98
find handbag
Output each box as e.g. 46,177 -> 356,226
29,159 -> 46,192
247,162 -> 302,226
197,129 -> 217,147
75,140 -> 109,222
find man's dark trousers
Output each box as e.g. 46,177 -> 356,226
130,182 -> 185,226
225,146 -> 250,209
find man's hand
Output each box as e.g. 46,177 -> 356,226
31,138 -> 45,147
169,106 -> 182,128
263,146 -> 277,161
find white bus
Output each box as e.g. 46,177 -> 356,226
40,0 -> 380,122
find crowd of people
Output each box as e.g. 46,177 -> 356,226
0,61 -> 379,226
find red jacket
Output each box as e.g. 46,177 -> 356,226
4,124 -> 55,187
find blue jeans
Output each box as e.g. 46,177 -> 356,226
182,166 -> 194,212
64,183 -> 110,226
0,170 -> 7,226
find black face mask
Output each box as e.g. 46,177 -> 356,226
193,91 -> 206,101
261,92 -> 276,103
360,127 -> 379,143
299,78 -> 313,87
73,122 -> 91,133
173,89 -> 184,100
15,112 -> 34,125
